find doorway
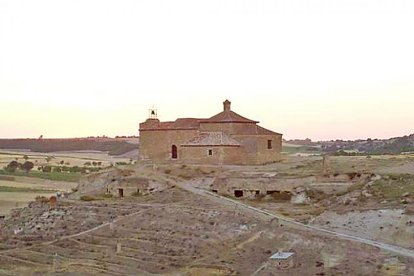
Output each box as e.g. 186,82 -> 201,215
118,188 -> 124,198
234,190 -> 243,198
172,145 -> 178,159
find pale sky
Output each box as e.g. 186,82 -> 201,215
0,0 -> 413,141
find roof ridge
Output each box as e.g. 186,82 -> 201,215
202,110 -> 259,124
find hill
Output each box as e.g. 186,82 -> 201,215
0,138 -> 138,156
285,134 -> 414,155
321,134 -> 414,155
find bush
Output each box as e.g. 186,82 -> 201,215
80,195 -> 97,201
35,196 -> 50,204
21,161 -> 34,173
5,161 -> 20,173
42,166 -> 52,173
70,166 -> 82,173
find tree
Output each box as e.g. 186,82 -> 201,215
42,166 -> 52,173
5,161 -> 20,172
23,155 -> 29,161
21,161 -> 34,173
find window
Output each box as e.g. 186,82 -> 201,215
267,140 -> 272,149
208,149 -> 213,156
171,145 -> 178,159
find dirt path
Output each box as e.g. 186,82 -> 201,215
177,180 -> 414,259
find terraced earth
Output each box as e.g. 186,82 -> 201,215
1,186 -> 413,275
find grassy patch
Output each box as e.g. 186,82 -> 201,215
0,175 -> 15,181
80,195 -> 98,201
281,160 -> 323,177
306,189 -> 329,202
0,169 -> 81,182
0,186 -> 57,193
282,145 -> 322,154
367,174 -> 414,201
346,182 -> 366,194
80,194 -> 113,201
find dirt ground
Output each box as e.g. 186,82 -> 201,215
310,209 -> 414,250
1,187 -> 411,275
1,154 -> 414,275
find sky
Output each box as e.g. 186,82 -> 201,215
0,0 -> 413,141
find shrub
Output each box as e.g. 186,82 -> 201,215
21,161 -> 34,173
80,195 -> 97,201
35,196 -> 50,204
42,166 -> 52,173
5,161 -> 20,173
131,191 -> 142,197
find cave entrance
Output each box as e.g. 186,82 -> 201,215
234,190 -> 243,198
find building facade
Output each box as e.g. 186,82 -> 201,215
139,100 -> 282,165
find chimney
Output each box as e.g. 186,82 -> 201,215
223,100 -> 231,111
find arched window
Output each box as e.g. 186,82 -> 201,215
171,145 -> 178,159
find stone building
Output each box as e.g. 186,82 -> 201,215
269,252 -> 295,270
107,176 -> 168,198
139,100 -> 282,165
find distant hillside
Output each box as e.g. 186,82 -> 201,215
0,138 -> 138,156
285,134 -> 414,155
321,134 -> 414,155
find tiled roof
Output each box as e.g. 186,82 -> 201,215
202,111 -> 259,124
182,132 -> 241,147
140,118 -> 204,131
257,126 -> 282,136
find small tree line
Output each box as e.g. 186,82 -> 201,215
4,160 -> 34,173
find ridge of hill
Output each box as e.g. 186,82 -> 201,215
321,134 -> 414,155
0,138 -> 138,156
285,134 -> 414,155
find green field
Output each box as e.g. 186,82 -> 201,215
0,176 -> 78,216
282,143 -> 322,155
0,169 -> 81,182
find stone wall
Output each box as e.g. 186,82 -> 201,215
181,146 -> 247,165
139,129 -> 198,162
230,134 -> 282,164
139,121 -> 282,165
